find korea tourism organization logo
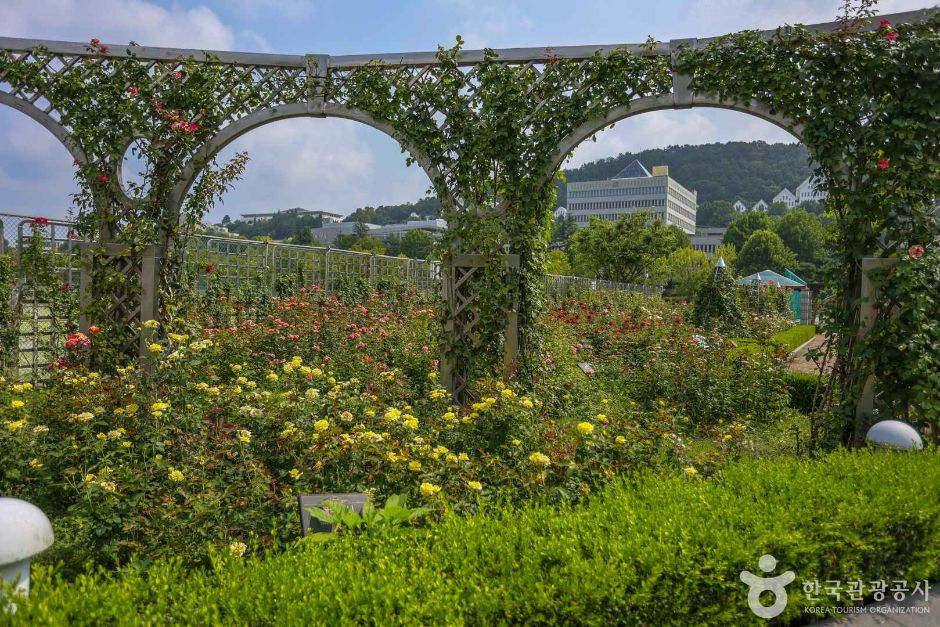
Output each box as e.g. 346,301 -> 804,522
739,554 -> 932,620
740,554 -> 795,619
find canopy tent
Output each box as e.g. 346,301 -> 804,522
736,269 -> 811,322
735,269 -> 806,288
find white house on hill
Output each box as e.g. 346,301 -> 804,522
751,199 -> 769,212
733,200 -> 748,213
795,176 -> 828,204
773,188 -> 797,209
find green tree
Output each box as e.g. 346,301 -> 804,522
221,214 -> 231,225
723,211 -> 776,252
545,250 -> 572,276
692,260 -> 743,334
569,212 -> 687,284
551,214 -> 577,245
291,228 -> 314,246
397,229 -> 436,259
735,229 -> 797,275
715,243 -> 737,269
654,247 -> 711,299
696,200 -> 737,227
767,201 -> 790,217
350,236 -> 386,255
775,208 -> 825,264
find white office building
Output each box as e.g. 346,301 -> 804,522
567,160 -> 697,234
691,227 -> 727,256
310,219 -> 447,244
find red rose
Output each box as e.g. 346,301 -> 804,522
877,159 -> 890,170
885,31 -> 899,42
172,71 -> 182,80
879,19 -> 891,27
90,38 -> 100,46
32,216 -> 50,226
98,173 -> 109,182
908,244 -> 925,259
129,86 -> 138,96
62,282 -> 70,290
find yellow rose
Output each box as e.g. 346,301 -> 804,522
314,419 -> 329,432
467,481 -> 483,491
528,451 -> 551,466
147,343 -> 163,353
419,482 -> 441,497
577,422 -> 594,436
10,399 -> 24,409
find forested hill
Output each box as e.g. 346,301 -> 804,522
558,141 -> 812,205
343,196 -> 442,224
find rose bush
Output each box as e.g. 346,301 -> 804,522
0,285 -> 795,575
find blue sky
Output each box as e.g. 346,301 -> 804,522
0,0 -> 930,221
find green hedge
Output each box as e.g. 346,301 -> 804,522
9,451 -> 940,626
785,371 -> 825,414
772,324 -> 816,353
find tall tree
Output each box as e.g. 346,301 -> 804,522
654,247 -> 712,298
723,211 -> 776,252
569,212 -> 688,283
735,230 -> 797,275
696,200 -> 737,227
775,208 -> 825,264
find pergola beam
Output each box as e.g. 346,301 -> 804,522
0,9 -> 933,69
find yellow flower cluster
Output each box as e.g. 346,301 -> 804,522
528,452 -> 551,466
419,482 -> 441,497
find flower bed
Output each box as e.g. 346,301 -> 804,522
8,450 -> 939,625
1,287 -> 798,574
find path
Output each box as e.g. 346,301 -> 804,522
788,334 -> 832,374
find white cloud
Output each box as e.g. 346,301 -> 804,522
0,0 -> 234,49
208,118 -> 430,221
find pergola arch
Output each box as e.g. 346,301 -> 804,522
548,93 -> 804,183
168,102 -> 444,214
0,92 -> 86,164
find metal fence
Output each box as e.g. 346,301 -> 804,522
0,212 -> 652,377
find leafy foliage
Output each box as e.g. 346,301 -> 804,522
10,450 -> 940,625
722,211 -> 776,252
692,263 -> 743,334
678,7 -> 940,443
735,229 -> 798,275
568,212 -> 689,284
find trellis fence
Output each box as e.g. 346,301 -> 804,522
0,213 -> 654,377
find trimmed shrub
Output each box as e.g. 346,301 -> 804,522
785,371 -> 825,414
10,450 -> 940,626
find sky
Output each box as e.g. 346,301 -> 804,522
0,0 -> 932,221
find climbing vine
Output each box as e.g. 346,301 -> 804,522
677,5 -> 940,443
0,4 -> 936,424
336,39 -> 671,383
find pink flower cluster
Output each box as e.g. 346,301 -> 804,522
171,120 -> 199,133
65,332 -> 91,350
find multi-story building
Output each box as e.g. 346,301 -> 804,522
691,227 -> 727,256
310,219 -> 447,245
566,160 -> 697,234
